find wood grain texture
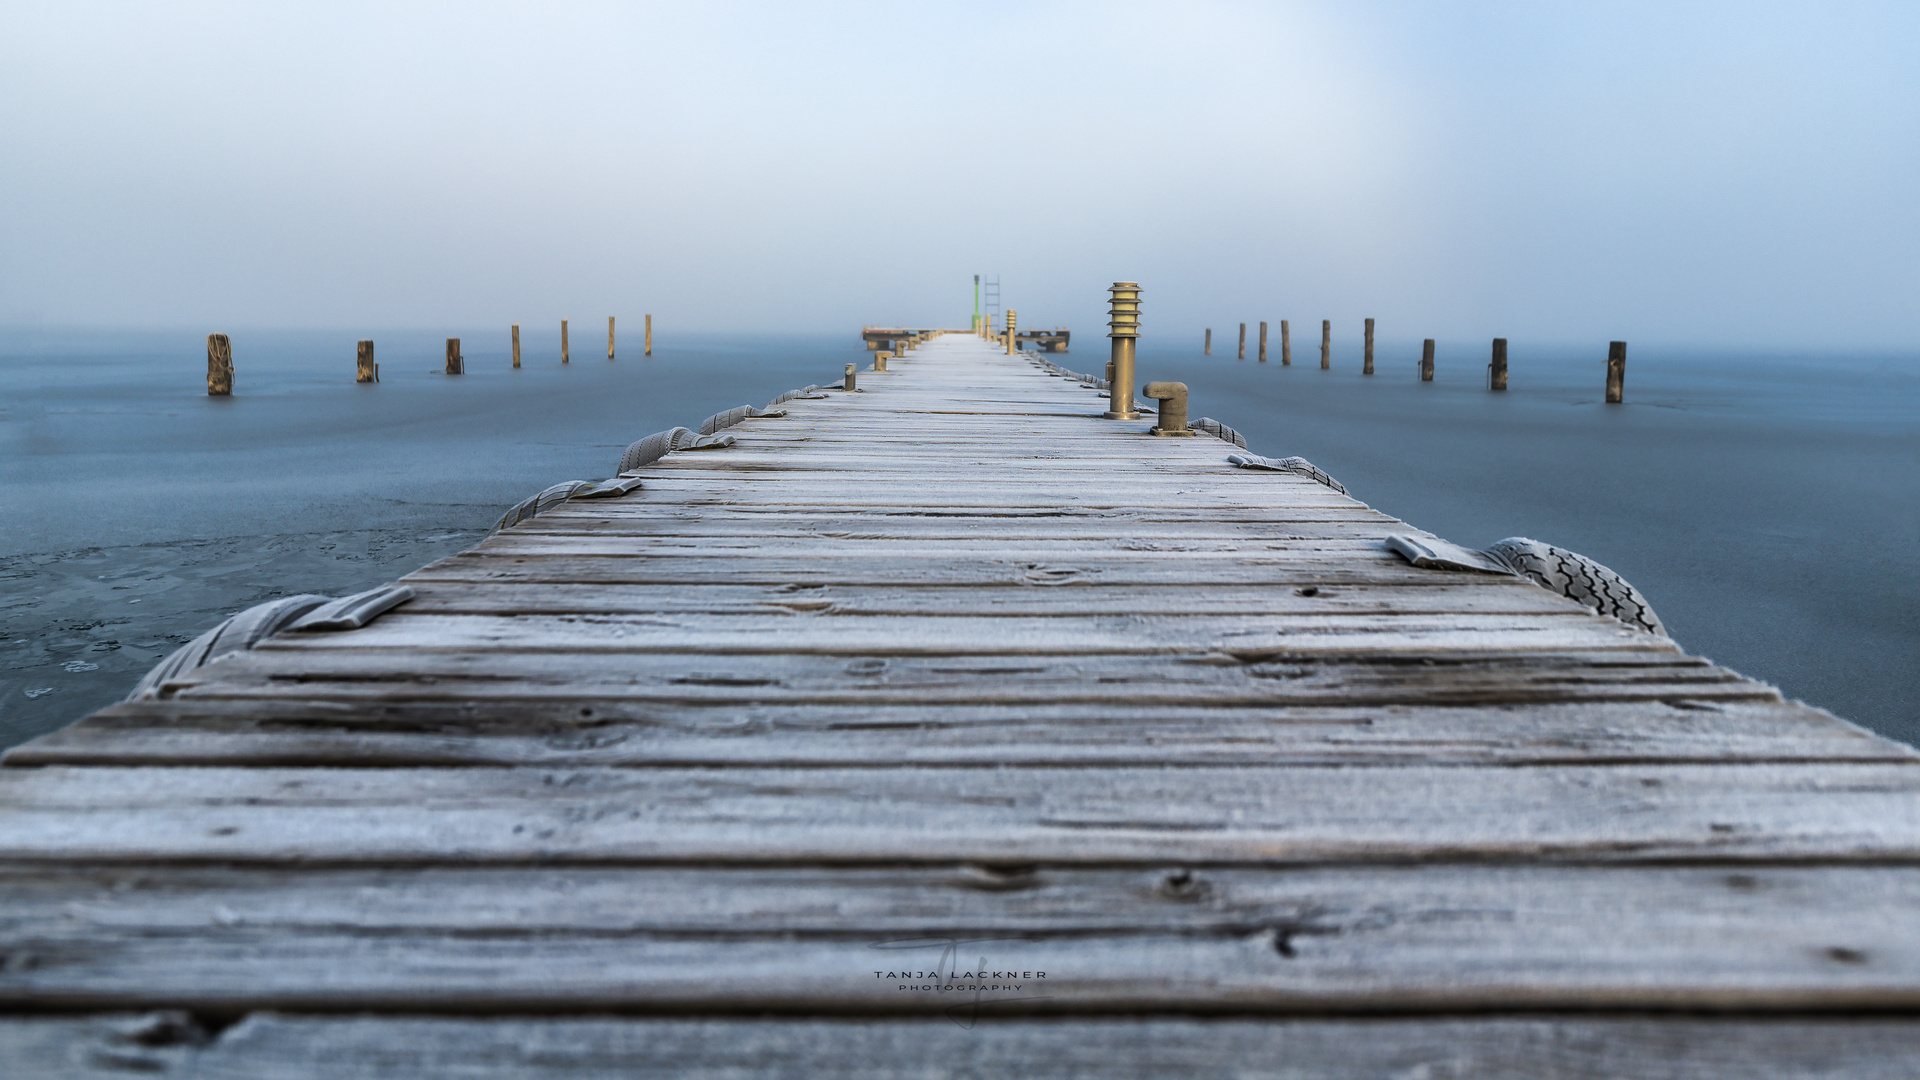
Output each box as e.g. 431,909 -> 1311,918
407,552 -> 1493,587
391,579 -> 1591,616
4,762 -> 1918,864
10,698 -> 1896,769
242,610 -> 1655,657
128,649 -> 1772,710
6,1015 -> 1918,1079
1,862 -> 1917,1010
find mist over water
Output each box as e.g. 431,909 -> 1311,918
1,328 -> 1914,750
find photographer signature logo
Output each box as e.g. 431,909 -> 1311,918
869,936 -> 1054,1028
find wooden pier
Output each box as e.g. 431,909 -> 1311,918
1016,327 -> 1071,352
4,333 -> 1918,1075
861,326 -> 928,351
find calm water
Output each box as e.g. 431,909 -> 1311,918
2,328 -> 1916,748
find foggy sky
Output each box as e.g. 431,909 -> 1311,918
3,1 -> 1916,347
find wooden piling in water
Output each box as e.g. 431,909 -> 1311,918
1491,338 -> 1509,391
1364,319 -> 1376,375
1238,323 -> 1247,360
1421,339 -> 1435,382
645,314 -> 652,356
356,340 -> 375,383
1259,321 -> 1268,362
1281,320 -> 1291,365
1321,320 -> 1331,369
205,334 -> 232,396
561,320 -> 569,364
512,325 -> 521,368
1607,341 -> 1626,403
1204,328 -> 1212,356
608,317 -> 615,360
445,338 -> 463,376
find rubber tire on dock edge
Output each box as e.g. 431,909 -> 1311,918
1483,537 -> 1666,636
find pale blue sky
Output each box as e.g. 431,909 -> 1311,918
2,1 -> 1916,345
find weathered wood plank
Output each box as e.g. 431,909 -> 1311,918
8,1014 -> 1918,1079
145,649 -> 1766,710
469,538 -> 1452,560
406,554 -> 1476,588
564,479 -> 1356,503
3,762 -> 1917,863
501,504 -> 1398,522
626,458 -> 1296,477
404,552 -> 1522,591
0,863 -> 1916,1011
251,610 -> 1653,657
393,580 -> 1593,618
507,516 -> 1400,539
13,698 -> 1898,769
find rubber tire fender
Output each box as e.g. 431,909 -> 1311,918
1483,537 -> 1666,636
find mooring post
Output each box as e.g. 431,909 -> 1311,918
1364,318 -> 1376,375
608,317 -> 615,360
1105,282 -> 1141,419
875,351 -> 889,372
645,314 -> 652,356
512,325 -> 521,368
1281,320 -> 1291,365
1204,328 -> 1211,355
445,338 -> 463,375
1607,341 -> 1626,403
844,363 -> 856,391
1143,381 -> 1193,435
1259,321 -> 1268,362
1491,338 -> 1508,391
356,340 -> 375,383
1238,323 -> 1246,360
1321,320 -> 1331,369
1421,339 -> 1435,382
1006,309 -> 1017,355
206,334 -> 232,396
561,319 -> 569,364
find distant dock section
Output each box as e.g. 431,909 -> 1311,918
861,326 -> 936,351
865,325 -> 1068,354
1017,327 -> 1071,352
